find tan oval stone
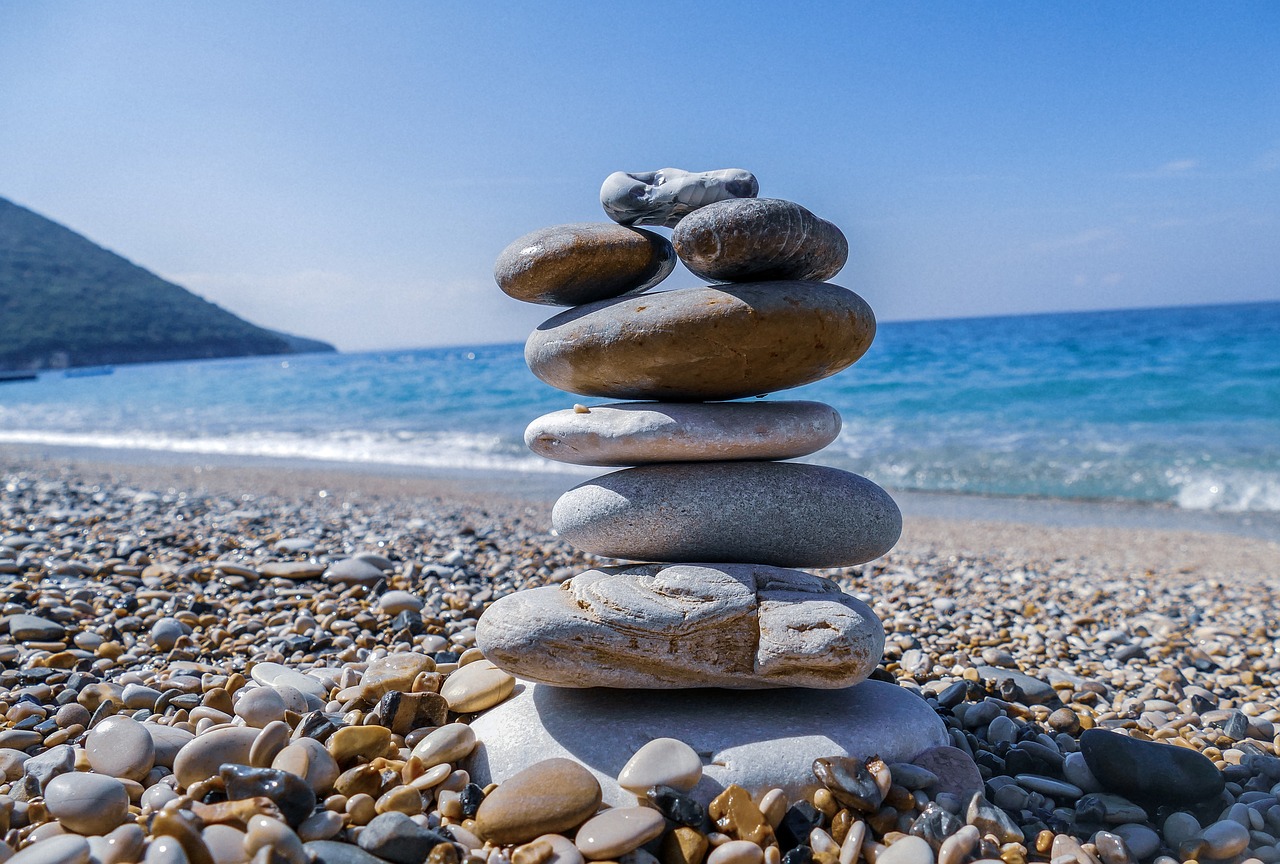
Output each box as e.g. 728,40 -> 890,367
475,758 -> 602,845
706,841 -> 764,864
359,653 -> 436,701
617,738 -> 703,794
525,401 -> 841,466
272,739 -> 339,794
326,725 -> 394,763
553,463 -> 900,568
496,223 -> 675,306
575,807 -> 666,859
409,723 -> 477,769
525,282 -> 874,401
673,198 -> 848,284
440,660 -> 515,713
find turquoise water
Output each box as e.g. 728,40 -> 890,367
2,300 -> 1277,513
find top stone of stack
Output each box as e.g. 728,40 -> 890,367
599,167 -> 759,227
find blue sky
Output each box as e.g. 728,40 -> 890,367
1,2 -> 1277,351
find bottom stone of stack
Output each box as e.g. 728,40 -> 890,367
475,563 -> 885,689
465,679 -> 948,807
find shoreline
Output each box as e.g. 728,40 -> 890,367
4,441 -> 1279,547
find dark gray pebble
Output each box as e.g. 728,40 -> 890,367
357,812 -> 451,864
1080,728 -> 1224,805
306,841 -> 398,864
221,764 -> 316,827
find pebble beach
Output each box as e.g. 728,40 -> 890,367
2,445 -> 1279,864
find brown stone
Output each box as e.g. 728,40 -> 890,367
428,844 -> 460,864
709,784 -> 776,847
475,757 -> 602,845
662,827 -> 710,864
496,223 -> 675,306
525,281 -> 875,401
673,198 -> 847,283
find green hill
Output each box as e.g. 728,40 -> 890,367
0,197 -> 335,370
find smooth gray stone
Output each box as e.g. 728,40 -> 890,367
305,841 -> 397,864
22,744 -> 74,792
6,614 -> 65,642
7,835 -> 90,864
909,746 -> 984,799
525,400 -> 841,466
552,462 -> 901,568
495,223 -> 675,306
356,813 -> 451,864
525,281 -> 876,402
43,771 -> 130,835
600,168 -> 758,227
465,679 -> 947,808
476,564 -> 884,689
673,198 -> 848,283
323,558 -> 385,586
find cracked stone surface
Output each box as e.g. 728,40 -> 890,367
476,563 -> 885,689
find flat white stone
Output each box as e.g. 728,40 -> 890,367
249,662 -> 328,700
465,679 -> 947,807
617,737 -> 702,794
477,564 -> 883,689
525,401 -> 841,466
553,463 -> 901,568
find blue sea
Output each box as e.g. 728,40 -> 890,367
2,301 -> 1278,517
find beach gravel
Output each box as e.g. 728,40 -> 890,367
0,449 -> 1279,864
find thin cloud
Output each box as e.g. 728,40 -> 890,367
1029,227 -> 1116,254
1252,146 -> 1280,174
1124,158 -> 1200,180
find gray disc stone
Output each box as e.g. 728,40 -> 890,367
465,679 -> 947,808
5,614 -> 66,642
552,462 -> 901,568
673,198 -> 848,283
495,223 -> 675,306
525,281 -> 875,402
525,400 -> 841,466
600,168 -> 759,228
476,563 -> 884,689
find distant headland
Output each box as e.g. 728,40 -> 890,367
0,196 -> 335,372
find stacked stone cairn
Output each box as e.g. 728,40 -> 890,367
475,168 -> 944,801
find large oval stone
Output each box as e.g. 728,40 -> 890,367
526,282 -> 875,401
495,223 -> 675,306
466,681 -> 947,809
474,757 -> 602,845
476,563 -> 884,689
525,400 -> 841,466
1079,728 -> 1224,804
673,198 -> 848,283
552,463 -> 900,568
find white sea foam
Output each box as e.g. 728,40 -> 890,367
1175,472 -> 1280,512
0,429 -> 595,476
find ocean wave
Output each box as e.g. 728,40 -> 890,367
0,429 -> 595,476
